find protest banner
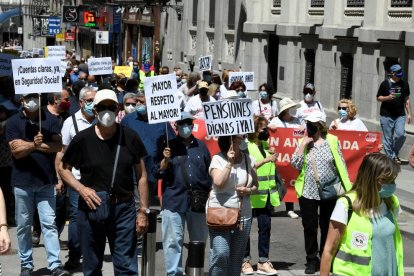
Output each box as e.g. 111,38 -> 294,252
144,73 -> 181,124
228,71 -> 255,90
88,57 -> 113,75
0,53 -> 19,77
192,119 -> 220,156
198,55 -> 213,72
268,128 -> 381,203
12,58 -> 62,94
114,66 -> 133,78
202,99 -> 254,137
45,46 -> 66,59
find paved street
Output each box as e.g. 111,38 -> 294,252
1,165 -> 414,276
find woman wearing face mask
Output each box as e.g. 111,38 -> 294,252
241,116 -> 280,275
229,81 -> 248,99
329,99 -> 368,131
252,83 -> 279,121
116,93 -> 138,123
208,135 -> 258,276
291,110 -> 352,275
321,153 -> 403,276
59,89 -> 149,275
295,83 -> 326,125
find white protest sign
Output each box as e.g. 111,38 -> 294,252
144,73 -> 181,124
60,61 -> 68,77
45,45 -> 66,59
88,57 -> 113,75
202,99 -> 254,136
0,53 -> 19,76
12,58 -> 62,94
198,55 -> 213,72
96,31 -> 109,44
228,71 -> 255,90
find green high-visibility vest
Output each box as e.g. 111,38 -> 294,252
247,141 -> 280,208
138,70 -> 154,91
294,134 -> 352,198
332,192 -> 404,276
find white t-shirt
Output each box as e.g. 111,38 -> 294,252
269,116 -> 302,129
329,118 -> 368,131
208,152 -> 255,219
61,110 -> 96,179
295,100 -> 326,124
184,95 -> 216,119
252,99 -> 279,121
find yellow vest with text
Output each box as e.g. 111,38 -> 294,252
138,70 -> 155,91
294,134 -> 352,198
332,192 -> 404,276
247,141 -> 280,208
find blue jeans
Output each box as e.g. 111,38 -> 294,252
209,218 -> 252,276
67,186 -> 81,260
244,198 -> 272,263
14,184 -> 62,271
380,115 -> 406,159
161,209 -> 208,276
78,197 -> 137,276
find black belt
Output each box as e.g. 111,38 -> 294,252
109,193 -> 134,204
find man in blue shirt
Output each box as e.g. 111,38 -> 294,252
6,93 -> 70,276
159,112 -> 212,276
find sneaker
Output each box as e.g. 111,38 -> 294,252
20,268 -> 33,276
59,239 -> 68,250
304,262 -> 319,274
257,261 -> 278,275
50,266 -> 71,276
241,260 -> 254,275
157,213 -> 162,222
64,257 -> 80,270
287,210 -> 299,219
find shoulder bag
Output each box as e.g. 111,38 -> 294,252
206,153 -> 249,230
310,148 -> 345,201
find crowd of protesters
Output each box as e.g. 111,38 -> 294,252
0,52 -> 410,276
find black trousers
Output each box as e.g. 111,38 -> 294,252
298,196 -> 336,264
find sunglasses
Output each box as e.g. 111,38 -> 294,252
125,103 -> 136,107
95,105 -> 117,112
235,88 -> 245,92
177,119 -> 193,126
82,98 -> 94,103
338,106 -> 348,111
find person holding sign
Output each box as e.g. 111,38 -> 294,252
159,112 -> 212,276
252,83 -> 279,121
321,153 -> 403,276
241,116 -> 280,275
6,93 -> 70,276
208,135 -> 258,276
291,111 -> 351,275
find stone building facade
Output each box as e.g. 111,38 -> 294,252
161,0 -> 414,154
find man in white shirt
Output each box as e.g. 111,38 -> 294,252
184,81 -> 216,119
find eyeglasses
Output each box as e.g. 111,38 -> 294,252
338,106 -> 348,111
177,119 -> 193,126
125,103 -> 136,107
235,88 -> 245,92
95,105 -> 117,112
82,98 -> 94,103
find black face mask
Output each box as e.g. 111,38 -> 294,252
258,128 -> 270,141
306,123 -> 318,137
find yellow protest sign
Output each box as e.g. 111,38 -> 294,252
114,66 -> 133,78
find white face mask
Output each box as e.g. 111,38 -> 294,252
24,98 -> 40,112
124,105 -> 136,114
304,93 -> 314,102
97,110 -> 116,127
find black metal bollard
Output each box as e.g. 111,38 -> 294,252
141,210 -> 157,276
187,241 -> 205,276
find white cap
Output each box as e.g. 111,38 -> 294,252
305,110 -> 326,123
93,89 -> 118,106
279,97 -> 300,113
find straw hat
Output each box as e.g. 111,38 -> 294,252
279,97 -> 301,113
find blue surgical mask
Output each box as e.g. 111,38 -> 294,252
237,91 -> 246,98
84,101 -> 94,116
338,110 -> 348,120
379,183 -> 396,198
136,105 -> 147,115
259,91 -> 268,99
178,124 -> 193,138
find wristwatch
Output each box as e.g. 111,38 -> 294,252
139,207 -> 150,215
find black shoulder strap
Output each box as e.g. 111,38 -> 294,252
178,156 -> 191,191
316,101 -> 321,111
343,195 -> 353,224
72,114 -> 79,135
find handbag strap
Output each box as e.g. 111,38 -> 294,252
110,126 -> 123,191
310,149 -> 321,192
178,155 -> 191,191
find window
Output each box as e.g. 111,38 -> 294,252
347,0 -> 364,7
228,0 -> 235,30
304,49 -> 315,85
192,0 -> 198,26
209,0 -> 215,28
273,0 -> 281,8
340,53 -> 354,99
391,0 -> 412,7
310,0 -> 324,7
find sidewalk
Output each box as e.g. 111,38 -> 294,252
395,164 -> 414,240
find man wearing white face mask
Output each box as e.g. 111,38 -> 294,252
59,89 -> 149,275
6,93 -> 70,276
295,83 -> 326,125
159,112 -> 212,276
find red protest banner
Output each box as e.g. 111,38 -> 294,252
192,119 -> 220,156
268,128 -> 381,203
